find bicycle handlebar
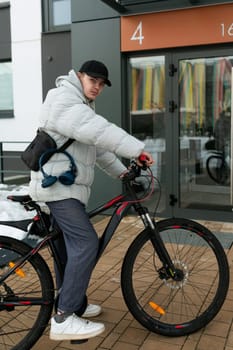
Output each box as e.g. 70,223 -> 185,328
121,159 -> 147,184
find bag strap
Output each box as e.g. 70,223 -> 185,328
38,128 -> 74,153
57,138 -> 74,152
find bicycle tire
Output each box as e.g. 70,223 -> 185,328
206,154 -> 230,185
0,236 -> 54,350
121,218 -> 229,336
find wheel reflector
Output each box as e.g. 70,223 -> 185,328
149,301 -> 165,315
9,262 -> 25,278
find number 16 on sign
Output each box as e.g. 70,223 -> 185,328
131,21 -> 144,45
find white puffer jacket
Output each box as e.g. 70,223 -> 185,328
29,70 -> 145,205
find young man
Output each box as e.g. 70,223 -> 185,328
29,60 -> 153,341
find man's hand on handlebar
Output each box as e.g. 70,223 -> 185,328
119,151 -> 154,181
136,151 -> 154,168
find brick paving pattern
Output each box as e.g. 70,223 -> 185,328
29,216 -> 233,350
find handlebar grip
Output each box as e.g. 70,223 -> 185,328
139,154 -> 147,163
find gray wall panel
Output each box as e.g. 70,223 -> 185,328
71,17 -> 123,209
42,31 -> 71,98
72,0 -> 118,22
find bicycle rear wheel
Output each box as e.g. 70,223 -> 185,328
0,236 -> 54,350
121,218 -> 229,336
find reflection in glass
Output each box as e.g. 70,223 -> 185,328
179,56 -> 233,210
129,56 -> 166,213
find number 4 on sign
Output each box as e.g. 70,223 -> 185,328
131,21 -> 144,45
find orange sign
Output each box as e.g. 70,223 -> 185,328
121,3 -> 233,51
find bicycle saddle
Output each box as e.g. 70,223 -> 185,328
7,195 -> 32,203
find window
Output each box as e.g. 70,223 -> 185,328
0,61 -> 14,118
52,0 -> 71,26
42,0 -> 71,32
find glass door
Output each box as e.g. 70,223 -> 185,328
128,49 -> 233,221
178,53 -> 233,213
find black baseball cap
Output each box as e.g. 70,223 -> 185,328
79,60 -> 112,87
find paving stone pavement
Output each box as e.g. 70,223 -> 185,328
30,216 -> 233,350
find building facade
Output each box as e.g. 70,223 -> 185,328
1,0 -> 233,221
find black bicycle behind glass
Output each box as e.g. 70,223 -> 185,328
205,138 -> 230,185
0,161 -> 230,350
206,149 -> 230,185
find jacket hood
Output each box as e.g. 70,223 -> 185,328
55,69 -> 95,108
55,69 -> 81,89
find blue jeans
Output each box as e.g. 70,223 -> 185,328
46,199 -> 99,315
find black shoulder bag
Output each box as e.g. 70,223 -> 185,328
21,129 -> 74,171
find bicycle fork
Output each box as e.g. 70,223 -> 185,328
137,207 -> 181,281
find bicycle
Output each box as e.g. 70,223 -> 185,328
0,160 -> 230,350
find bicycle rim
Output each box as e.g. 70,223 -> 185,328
121,218 -> 229,336
0,236 -> 54,350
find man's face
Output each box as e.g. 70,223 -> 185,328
78,72 -> 105,100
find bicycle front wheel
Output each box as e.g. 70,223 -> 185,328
0,236 -> 54,350
121,218 -> 229,336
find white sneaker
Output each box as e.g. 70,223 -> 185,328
82,304 -> 102,318
50,313 -> 105,341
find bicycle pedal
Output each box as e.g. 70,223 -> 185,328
70,339 -> 88,344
